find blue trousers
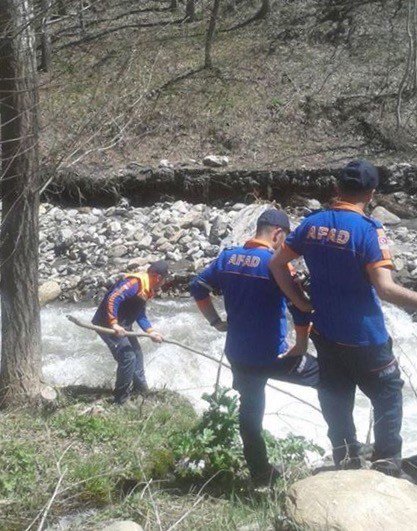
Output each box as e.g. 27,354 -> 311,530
99,333 -> 148,403
312,332 -> 404,465
230,353 -> 319,478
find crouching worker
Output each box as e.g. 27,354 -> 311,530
93,261 -> 169,404
190,209 -> 319,486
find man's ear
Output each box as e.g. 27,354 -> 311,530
273,228 -> 285,244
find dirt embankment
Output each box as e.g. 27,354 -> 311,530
43,163 -> 417,209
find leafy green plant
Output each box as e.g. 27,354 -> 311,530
0,442 -> 37,497
264,431 -> 324,466
170,387 -> 244,481
169,388 -> 324,485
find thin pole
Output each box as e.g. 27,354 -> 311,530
67,316 -> 321,413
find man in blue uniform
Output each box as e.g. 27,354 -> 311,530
270,160 -> 417,476
93,261 -> 169,404
190,209 -> 319,485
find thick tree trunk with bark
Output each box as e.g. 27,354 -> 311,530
205,0 -> 221,68
0,0 -> 43,408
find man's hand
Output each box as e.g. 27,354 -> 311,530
214,320 -> 228,332
149,331 -> 163,343
278,342 -> 307,360
112,324 -> 127,337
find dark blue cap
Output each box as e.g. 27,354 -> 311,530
338,160 -> 379,191
148,260 -> 170,277
257,208 -> 290,232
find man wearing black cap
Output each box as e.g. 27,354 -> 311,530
270,160 -> 417,476
190,208 -> 319,486
92,261 -> 169,404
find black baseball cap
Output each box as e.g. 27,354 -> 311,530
148,260 -> 170,277
257,208 -> 291,232
338,160 -> 379,192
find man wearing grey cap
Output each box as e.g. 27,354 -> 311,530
92,260 -> 169,404
190,208 -> 319,486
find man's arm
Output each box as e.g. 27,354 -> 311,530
269,246 -> 313,312
136,310 -> 163,343
368,267 -> 417,310
189,258 -> 227,332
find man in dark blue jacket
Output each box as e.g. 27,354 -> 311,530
190,209 -> 319,485
93,261 -> 169,404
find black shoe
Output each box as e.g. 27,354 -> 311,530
402,455 -> 417,483
371,458 -> 402,477
252,464 -> 283,487
131,383 -> 150,398
113,397 -> 129,406
338,456 -> 366,470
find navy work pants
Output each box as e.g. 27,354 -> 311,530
230,353 -> 319,479
99,333 -> 148,404
311,332 -> 404,465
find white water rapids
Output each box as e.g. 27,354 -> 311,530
42,299 -> 417,457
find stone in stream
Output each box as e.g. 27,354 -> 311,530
286,470 -> 417,530
39,280 -> 61,306
371,206 -> 401,225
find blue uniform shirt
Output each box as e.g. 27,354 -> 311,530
284,201 -> 393,347
190,239 -> 312,366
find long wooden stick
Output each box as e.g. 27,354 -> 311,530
67,315 -> 321,413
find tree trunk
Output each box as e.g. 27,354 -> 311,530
185,0 -> 196,21
0,0 -> 43,408
40,0 -> 51,72
205,0 -> 221,68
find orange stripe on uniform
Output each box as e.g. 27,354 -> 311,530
366,259 -> 394,271
107,278 -> 139,324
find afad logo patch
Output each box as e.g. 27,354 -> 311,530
377,228 -> 391,259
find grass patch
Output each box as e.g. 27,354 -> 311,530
0,388 -> 318,530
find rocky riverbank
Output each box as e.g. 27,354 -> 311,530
39,195 -> 417,305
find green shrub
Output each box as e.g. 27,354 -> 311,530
170,388 -> 244,481
0,442 -> 37,497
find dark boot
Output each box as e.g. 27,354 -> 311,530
251,463 -> 282,487
371,458 -> 402,477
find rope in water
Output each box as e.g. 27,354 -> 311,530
67,315 -> 321,413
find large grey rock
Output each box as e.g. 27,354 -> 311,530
372,206 -> 401,225
286,470 -> 417,531
100,521 -> 143,531
39,281 -> 61,306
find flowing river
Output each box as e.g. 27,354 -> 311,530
42,299 -> 417,458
